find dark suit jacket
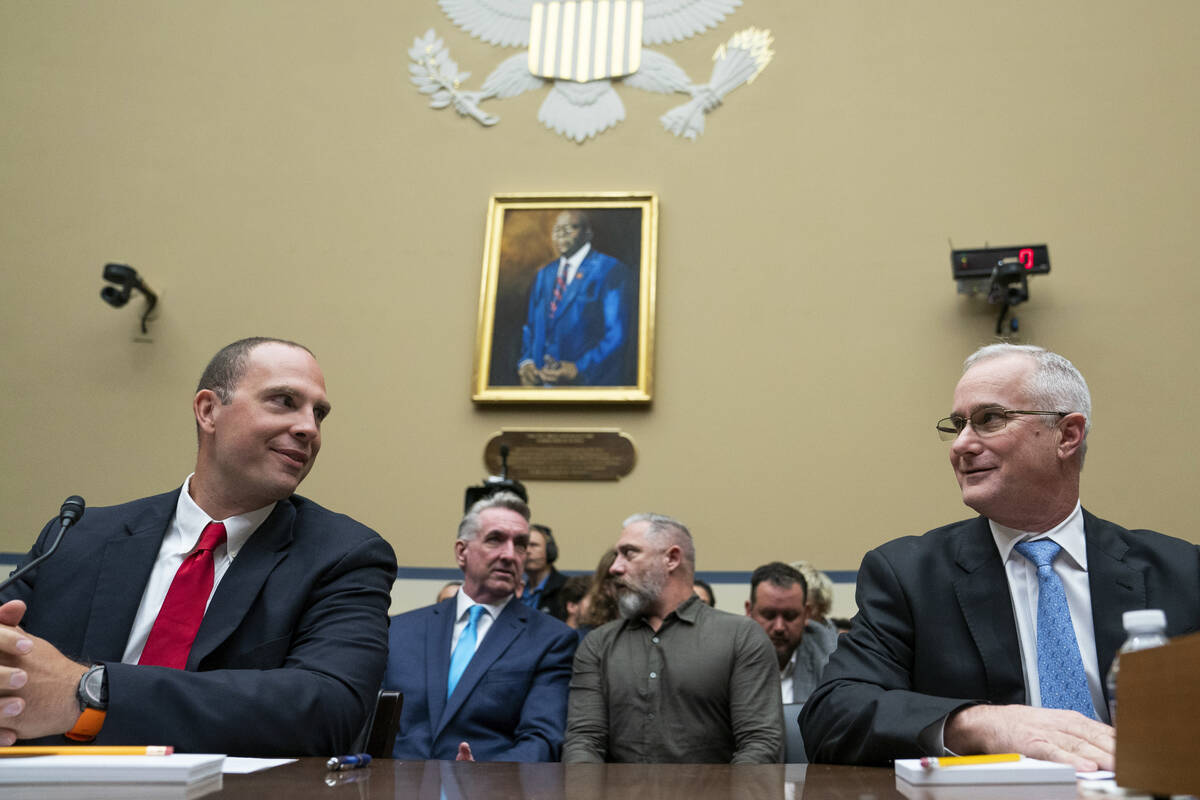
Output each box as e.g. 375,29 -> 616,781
531,567 -> 569,620
385,596 -> 578,761
799,511 -> 1200,765
0,489 -> 397,756
519,249 -> 634,386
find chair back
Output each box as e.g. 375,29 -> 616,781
782,702 -> 806,763
354,690 -> 404,758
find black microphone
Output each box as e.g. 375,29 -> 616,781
59,495 -> 85,527
0,496 -> 87,596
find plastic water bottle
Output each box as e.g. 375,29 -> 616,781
1105,608 -> 1168,724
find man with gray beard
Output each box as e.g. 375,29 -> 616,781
563,513 -> 782,763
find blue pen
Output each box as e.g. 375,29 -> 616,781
326,753 -> 372,771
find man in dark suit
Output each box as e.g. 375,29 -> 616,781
518,210 -> 634,387
801,344 -> 1200,769
0,337 -> 396,755
385,492 -> 577,762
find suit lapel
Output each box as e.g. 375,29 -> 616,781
952,517 -> 1026,703
435,600 -> 528,737
426,599 -> 454,735
188,500 -> 293,668
1083,510 -> 1143,681
82,493 -> 178,660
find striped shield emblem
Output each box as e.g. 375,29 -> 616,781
529,0 -> 644,82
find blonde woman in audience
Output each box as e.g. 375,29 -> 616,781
791,560 -> 834,626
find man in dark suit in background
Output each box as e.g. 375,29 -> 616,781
385,492 -> 577,761
801,343 -> 1200,769
518,210 -> 634,387
0,337 -> 397,755
523,524 -> 568,619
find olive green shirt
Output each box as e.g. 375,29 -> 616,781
564,594 -> 783,763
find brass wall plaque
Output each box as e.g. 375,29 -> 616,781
484,428 -> 636,481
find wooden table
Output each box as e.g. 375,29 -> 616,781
211,759 -> 1101,800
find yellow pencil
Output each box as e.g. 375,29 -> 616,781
0,745 -> 174,757
920,753 -> 1022,768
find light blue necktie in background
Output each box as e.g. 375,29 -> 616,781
1014,539 -> 1098,719
447,605 -> 484,698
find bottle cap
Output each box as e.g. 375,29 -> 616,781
1122,608 -> 1166,633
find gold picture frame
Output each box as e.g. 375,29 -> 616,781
472,192 -> 657,403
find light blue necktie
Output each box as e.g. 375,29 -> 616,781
1014,539 -> 1097,719
447,605 -> 484,699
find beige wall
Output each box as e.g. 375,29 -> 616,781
3,2 -> 1197,602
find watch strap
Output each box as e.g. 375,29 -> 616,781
65,708 -> 107,742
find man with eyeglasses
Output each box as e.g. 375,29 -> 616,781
516,210 -> 635,387
800,343 -> 1199,769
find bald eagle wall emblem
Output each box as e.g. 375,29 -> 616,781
409,0 -> 773,143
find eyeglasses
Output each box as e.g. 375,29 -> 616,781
936,406 -> 1067,441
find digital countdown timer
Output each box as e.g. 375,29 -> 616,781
951,245 -> 1050,279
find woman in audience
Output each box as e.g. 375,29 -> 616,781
792,559 -> 838,635
560,575 -> 590,630
576,549 -> 619,635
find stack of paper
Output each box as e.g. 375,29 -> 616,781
0,754 -> 225,799
895,757 -> 1076,785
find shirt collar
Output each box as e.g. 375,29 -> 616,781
525,572 -> 550,595
559,242 -> 592,275
176,474 -> 275,559
990,500 -> 1087,570
456,586 -> 513,622
619,592 -> 704,632
672,593 -> 704,623
780,647 -> 799,680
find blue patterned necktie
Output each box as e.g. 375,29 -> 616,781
1014,539 -> 1097,719
447,605 -> 484,699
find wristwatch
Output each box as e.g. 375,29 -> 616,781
76,664 -> 108,711
67,664 -> 108,742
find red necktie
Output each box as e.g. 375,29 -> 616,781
139,521 -> 227,669
549,271 -> 567,318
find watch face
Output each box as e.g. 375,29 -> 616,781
82,666 -> 107,708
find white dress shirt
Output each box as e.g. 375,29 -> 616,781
556,241 -> 591,286
779,649 -> 798,704
922,501 -> 1108,753
990,501 -> 1108,722
449,588 -> 512,655
121,475 -> 275,664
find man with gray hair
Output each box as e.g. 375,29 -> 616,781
802,343 -> 1200,769
564,513 -> 783,763
384,492 -> 577,761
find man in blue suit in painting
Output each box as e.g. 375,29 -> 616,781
384,492 -> 578,761
518,210 -> 635,387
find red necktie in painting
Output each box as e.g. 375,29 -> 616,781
139,521 -> 227,669
549,270 -> 567,318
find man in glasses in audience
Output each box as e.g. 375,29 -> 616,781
801,343 -> 1200,769
517,210 -> 635,387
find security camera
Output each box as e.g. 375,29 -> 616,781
100,263 -> 158,333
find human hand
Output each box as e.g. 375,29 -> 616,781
539,359 -> 578,384
518,362 -> 541,386
945,704 -> 1115,771
0,607 -> 87,745
455,741 -> 475,761
0,599 -> 31,743
0,600 -> 26,628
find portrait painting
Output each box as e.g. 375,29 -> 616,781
473,192 -> 657,403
